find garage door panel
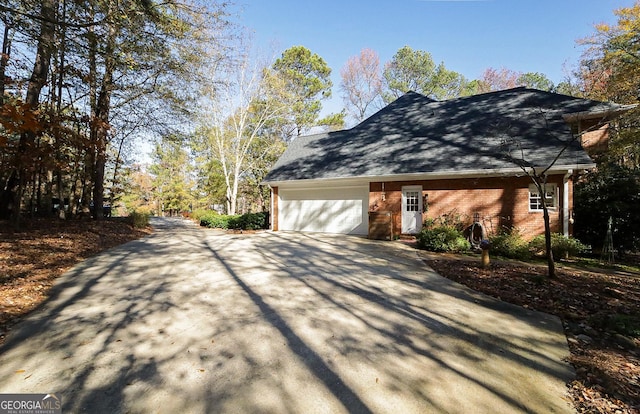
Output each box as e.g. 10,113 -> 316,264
279,187 -> 368,234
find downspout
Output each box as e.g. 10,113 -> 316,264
563,169 -> 572,237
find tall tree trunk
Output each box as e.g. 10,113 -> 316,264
69,142 -> 82,216
12,0 -> 56,226
56,0 -> 66,113
0,22 -> 16,219
80,157 -> 92,216
0,23 -> 15,220
92,2 -> 116,220
50,0 -> 67,217
540,181 -> 556,278
92,121 -> 107,219
0,20 -> 13,106
24,0 -> 55,109
0,18 -> 18,219
86,8 -> 97,218
230,164 -> 242,215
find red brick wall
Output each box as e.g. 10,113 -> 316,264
369,175 -> 569,238
580,120 -> 609,158
271,186 -> 279,231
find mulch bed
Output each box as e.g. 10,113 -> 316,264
423,254 -> 640,413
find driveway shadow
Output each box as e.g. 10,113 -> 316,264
203,231 -> 574,413
0,220 -> 574,413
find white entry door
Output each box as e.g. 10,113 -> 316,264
402,186 -> 423,234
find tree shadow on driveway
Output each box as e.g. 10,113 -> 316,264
201,231 -> 574,413
0,220 -> 574,413
201,240 -> 374,414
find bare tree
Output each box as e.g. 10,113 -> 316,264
499,109 -> 609,278
340,48 -> 383,123
199,43 -> 289,215
478,67 -> 521,93
478,67 -> 555,93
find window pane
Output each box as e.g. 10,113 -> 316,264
406,191 -> 419,212
529,184 -> 556,211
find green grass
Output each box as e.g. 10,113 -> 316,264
566,256 -> 640,275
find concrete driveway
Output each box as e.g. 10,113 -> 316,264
0,217 -> 574,413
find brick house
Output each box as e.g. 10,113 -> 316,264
263,88 -> 632,239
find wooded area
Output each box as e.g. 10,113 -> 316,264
1,1 -> 639,246
0,0 -> 225,226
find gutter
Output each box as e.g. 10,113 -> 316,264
263,163 -> 596,187
563,169 -> 573,237
562,103 -> 637,123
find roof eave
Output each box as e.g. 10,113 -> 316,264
563,104 -> 637,123
263,163 -> 596,187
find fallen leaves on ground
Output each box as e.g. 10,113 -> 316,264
2,221 -> 638,412
0,218 -> 151,345
423,254 -> 640,414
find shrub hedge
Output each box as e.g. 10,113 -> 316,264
192,209 -> 215,222
487,229 -> 587,260
489,228 -> 531,260
416,224 -> 470,253
129,209 -> 150,228
529,233 -> 587,259
199,211 -> 269,231
230,212 -> 268,230
198,211 -> 224,228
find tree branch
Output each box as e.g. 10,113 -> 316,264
0,5 -> 107,28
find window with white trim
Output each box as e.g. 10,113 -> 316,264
405,191 -> 420,212
529,184 -> 557,211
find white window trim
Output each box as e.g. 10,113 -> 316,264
529,183 -> 558,212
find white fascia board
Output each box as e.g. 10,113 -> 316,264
269,177 -> 370,189
265,163 -> 596,188
365,165 -> 596,181
563,104 -> 637,123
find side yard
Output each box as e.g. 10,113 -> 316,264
0,219 -> 151,345
423,253 -> 640,414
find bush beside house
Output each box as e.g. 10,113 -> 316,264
528,233 -> 587,259
489,228 -> 531,260
416,216 -> 471,252
486,229 -> 586,260
416,213 -> 587,259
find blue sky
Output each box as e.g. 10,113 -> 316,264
232,0 -> 634,117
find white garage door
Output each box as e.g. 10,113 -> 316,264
279,186 -> 369,234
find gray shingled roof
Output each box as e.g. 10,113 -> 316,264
264,88 -> 624,183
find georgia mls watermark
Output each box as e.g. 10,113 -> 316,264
0,394 -> 61,414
